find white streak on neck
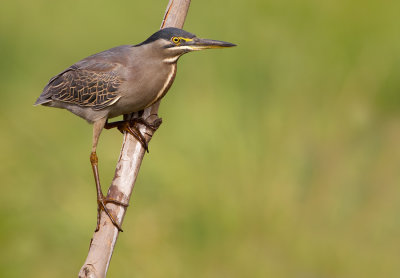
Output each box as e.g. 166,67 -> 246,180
146,63 -> 177,107
163,56 -> 179,63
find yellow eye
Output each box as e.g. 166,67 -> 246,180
172,36 -> 181,44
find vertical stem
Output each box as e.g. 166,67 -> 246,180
78,1 -> 191,277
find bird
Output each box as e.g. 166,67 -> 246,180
35,27 -> 235,232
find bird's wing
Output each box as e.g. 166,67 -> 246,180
36,61 -> 125,110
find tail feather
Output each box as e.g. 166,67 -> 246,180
34,83 -> 53,106
34,96 -> 51,106
34,67 -> 75,106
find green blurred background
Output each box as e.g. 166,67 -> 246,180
1,0 -> 400,277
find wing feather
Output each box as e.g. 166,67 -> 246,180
36,63 -> 123,110
35,44 -> 133,110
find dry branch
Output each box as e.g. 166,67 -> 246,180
78,1 -> 191,277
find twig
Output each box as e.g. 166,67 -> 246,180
78,1 -> 191,277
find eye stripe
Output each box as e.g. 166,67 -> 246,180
171,37 -> 194,45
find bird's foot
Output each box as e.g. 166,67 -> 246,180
131,116 -> 163,132
104,116 -> 162,152
96,195 -> 129,232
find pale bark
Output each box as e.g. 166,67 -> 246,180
78,1 -> 191,277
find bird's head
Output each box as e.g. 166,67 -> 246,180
137,27 -> 236,62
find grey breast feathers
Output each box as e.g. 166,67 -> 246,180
35,45 -> 132,110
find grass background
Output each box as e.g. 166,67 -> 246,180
1,0 -> 400,277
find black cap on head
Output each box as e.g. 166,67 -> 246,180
137,28 -> 196,46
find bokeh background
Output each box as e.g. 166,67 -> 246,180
1,0 -> 400,277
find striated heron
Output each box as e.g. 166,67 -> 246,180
35,27 -> 235,232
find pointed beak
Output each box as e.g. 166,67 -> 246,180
185,37 -> 236,51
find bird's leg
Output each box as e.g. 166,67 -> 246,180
91,119 -> 128,232
104,115 -> 162,152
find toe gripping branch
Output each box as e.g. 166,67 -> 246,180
105,114 -> 162,152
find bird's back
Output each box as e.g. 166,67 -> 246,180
34,45 -> 140,123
